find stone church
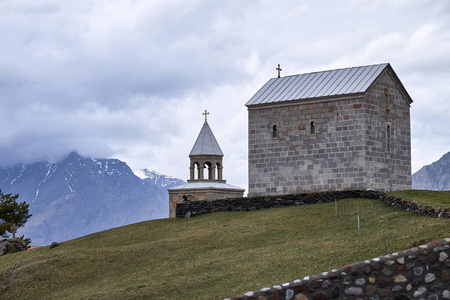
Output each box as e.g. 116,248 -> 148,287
246,63 -> 412,196
168,111 -> 244,218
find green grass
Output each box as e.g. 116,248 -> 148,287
388,189 -> 450,208
0,194 -> 449,299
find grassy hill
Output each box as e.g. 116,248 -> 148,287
0,190 -> 449,299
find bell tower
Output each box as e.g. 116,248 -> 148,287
168,110 -> 245,218
188,110 -> 225,183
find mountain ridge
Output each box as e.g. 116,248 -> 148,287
0,151 -> 185,245
412,151 -> 450,191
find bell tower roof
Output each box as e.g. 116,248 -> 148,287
189,120 -> 224,156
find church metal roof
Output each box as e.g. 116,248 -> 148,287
246,63 -> 389,106
189,120 -> 224,156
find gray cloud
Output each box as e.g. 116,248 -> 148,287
1,0 -> 450,189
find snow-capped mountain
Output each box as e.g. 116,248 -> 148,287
0,152 -> 185,245
132,168 -> 182,187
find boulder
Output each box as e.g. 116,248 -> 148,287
0,239 -> 28,256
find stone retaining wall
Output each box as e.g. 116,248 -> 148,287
224,238 -> 450,300
176,190 -> 450,219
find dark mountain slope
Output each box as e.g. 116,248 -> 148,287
0,152 -> 184,245
412,152 -> 450,191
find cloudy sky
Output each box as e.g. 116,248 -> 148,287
1,0 -> 450,190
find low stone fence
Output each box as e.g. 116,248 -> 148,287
176,190 -> 450,219
224,238 -> 450,300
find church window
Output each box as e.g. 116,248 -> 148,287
193,162 -> 200,180
272,125 -> 278,138
216,162 -> 222,180
386,124 -> 391,153
204,162 -> 213,180
310,121 -> 316,135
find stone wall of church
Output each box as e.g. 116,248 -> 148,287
247,71 -> 411,196
363,72 -> 412,191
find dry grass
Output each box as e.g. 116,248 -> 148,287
0,195 -> 449,299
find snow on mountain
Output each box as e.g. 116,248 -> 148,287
132,168 -> 183,187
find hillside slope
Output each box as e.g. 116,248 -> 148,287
0,192 -> 448,299
0,152 -> 185,245
412,151 -> 450,190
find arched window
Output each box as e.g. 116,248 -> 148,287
272,125 -> 278,138
204,162 -> 212,180
310,121 -> 316,134
216,162 -> 221,180
386,125 -> 391,153
193,162 -> 200,180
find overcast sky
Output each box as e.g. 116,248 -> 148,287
1,0 -> 450,190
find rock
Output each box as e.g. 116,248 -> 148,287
382,267 -> 393,276
425,273 -> 436,283
343,277 -> 352,285
392,285 -> 404,292
414,267 -> 424,276
331,286 -> 340,298
365,285 -> 377,296
344,287 -> 363,296
379,290 -> 389,298
442,271 -> 450,282
413,287 -> 426,297
394,275 -> 408,283
313,292 -> 326,300
379,279 -> 390,288
0,239 -> 28,256
321,280 -> 331,288
406,262 -> 416,270
50,242 -> 59,249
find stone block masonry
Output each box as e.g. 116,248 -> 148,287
223,238 -> 450,300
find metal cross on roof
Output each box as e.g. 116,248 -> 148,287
276,64 -> 282,78
203,109 -> 209,121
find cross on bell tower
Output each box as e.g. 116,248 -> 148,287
203,109 -> 209,121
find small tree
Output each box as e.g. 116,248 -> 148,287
0,189 -> 32,238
